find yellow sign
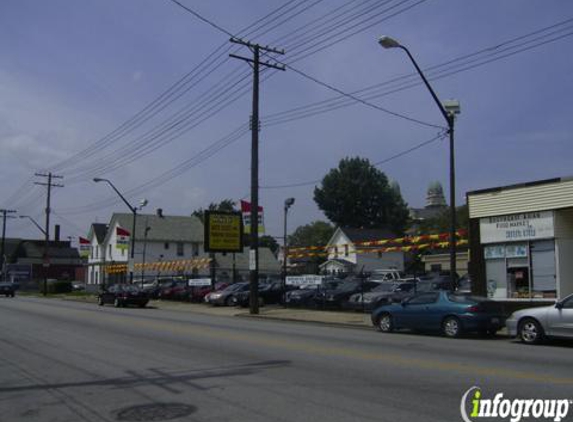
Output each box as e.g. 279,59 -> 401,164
205,211 -> 243,253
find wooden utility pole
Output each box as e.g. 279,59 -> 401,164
230,38 -> 285,314
0,209 -> 16,281
35,172 -> 63,295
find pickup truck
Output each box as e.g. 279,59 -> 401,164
0,282 -> 16,297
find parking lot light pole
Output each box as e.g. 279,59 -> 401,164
378,36 -> 461,289
93,178 -> 147,285
283,197 -> 295,306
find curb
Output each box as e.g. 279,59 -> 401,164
236,312 -> 373,331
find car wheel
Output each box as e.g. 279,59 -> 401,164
376,313 -> 394,333
97,297 -> 104,306
114,298 -> 122,308
442,316 -> 463,338
138,303 -> 146,308
225,296 -> 234,307
518,318 -> 544,344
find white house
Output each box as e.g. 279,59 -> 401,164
320,227 -> 407,274
87,223 -> 108,285
87,210 -> 204,285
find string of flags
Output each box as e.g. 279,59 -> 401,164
104,258 -> 212,274
286,230 -> 468,259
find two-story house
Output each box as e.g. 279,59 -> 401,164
320,227 -> 407,275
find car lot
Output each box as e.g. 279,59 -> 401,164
77,277 -> 573,346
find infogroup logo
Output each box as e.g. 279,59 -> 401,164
460,386 -> 572,422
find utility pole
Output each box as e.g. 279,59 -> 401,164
35,172 -> 64,296
0,209 -> 16,281
230,38 -> 285,315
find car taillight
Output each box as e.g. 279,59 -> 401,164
466,305 -> 481,313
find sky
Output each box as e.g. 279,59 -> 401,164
1,0 -> 572,245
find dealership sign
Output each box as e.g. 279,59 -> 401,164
204,211 -> 243,253
480,211 -> 554,244
286,275 -> 324,286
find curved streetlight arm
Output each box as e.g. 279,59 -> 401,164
397,45 -> 451,127
93,178 -> 136,213
20,215 -> 47,236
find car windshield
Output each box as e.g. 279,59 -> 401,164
224,283 -> 247,292
118,285 -> 141,293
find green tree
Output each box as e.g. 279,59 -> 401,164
288,221 -> 335,271
259,235 -> 280,256
313,157 -> 409,234
191,199 -> 237,223
288,221 -> 335,248
417,204 -> 469,234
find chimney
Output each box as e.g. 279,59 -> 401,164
55,224 -> 61,242
157,208 -> 164,218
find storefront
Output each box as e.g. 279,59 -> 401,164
467,177 -> 573,301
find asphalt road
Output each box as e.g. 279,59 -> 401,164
0,297 -> 571,422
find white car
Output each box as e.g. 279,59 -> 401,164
506,293 -> 573,344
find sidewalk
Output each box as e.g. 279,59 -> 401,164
152,300 -> 373,329
60,295 -> 373,329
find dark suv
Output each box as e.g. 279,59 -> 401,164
0,283 -> 16,297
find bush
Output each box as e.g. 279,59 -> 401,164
39,280 -> 72,294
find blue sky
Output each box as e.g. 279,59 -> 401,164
1,0 -> 572,243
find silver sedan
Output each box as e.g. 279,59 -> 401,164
506,293 -> 573,344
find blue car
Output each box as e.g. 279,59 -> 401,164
371,291 -> 505,338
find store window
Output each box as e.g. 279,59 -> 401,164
484,241 -> 556,299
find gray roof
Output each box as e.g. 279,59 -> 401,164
93,223 -> 108,243
107,213 -> 204,243
214,247 -> 279,272
19,240 -> 80,260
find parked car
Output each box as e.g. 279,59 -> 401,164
368,269 -> 403,282
189,282 -> 226,303
316,279 -> 380,309
0,282 -> 16,297
232,281 -> 292,307
506,293 -> 573,344
71,281 -> 86,291
371,291 -> 505,337
345,281 -> 417,311
98,284 -> 149,308
207,282 -> 249,306
158,281 -> 189,301
285,284 -> 323,307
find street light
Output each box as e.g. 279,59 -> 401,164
19,215 -> 47,236
283,197 -> 295,305
93,178 -> 148,284
378,36 -> 461,289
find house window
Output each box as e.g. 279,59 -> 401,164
121,248 -> 125,257
95,247 -> 98,259
164,242 -> 170,250
109,245 -> 112,258
176,242 -> 184,257
344,245 -> 349,257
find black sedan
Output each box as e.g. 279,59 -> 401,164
98,284 -> 149,308
315,279 -> 380,309
0,282 -> 16,298
345,281 -> 417,311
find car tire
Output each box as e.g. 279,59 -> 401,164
225,296 -> 234,307
376,313 -> 394,333
97,297 -> 104,306
114,298 -> 122,308
518,318 -> 544,345
442,316 -> 463,338
138,303 -> 146,308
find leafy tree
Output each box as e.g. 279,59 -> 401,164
288,221 -> 335,248
417,204 -> 469,234
313,157 -> 409,234
259,235 -> 280,256
191,199 -> 237,223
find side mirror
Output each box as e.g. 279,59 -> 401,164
555,302 -> 564,310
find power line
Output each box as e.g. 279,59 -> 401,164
260,131 -> 446,190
